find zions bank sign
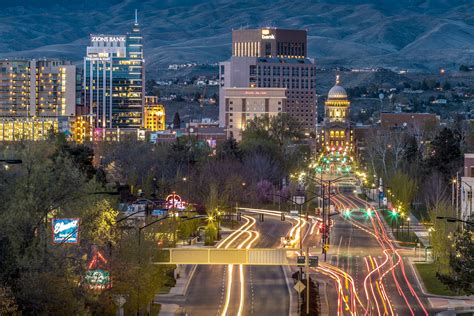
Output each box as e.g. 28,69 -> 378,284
91,36 -> 126,42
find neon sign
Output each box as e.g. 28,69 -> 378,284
52,218 -> 80,244
165,193 -> 186,210
85,250 -> 111,290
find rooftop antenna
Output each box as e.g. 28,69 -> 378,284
135,9 -> 138,24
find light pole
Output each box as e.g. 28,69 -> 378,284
436,216 -> 474,227
407,217 -> 411,241
460,180 -> 473,229
0,159 -> 22,170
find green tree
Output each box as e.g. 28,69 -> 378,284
173,112 -> 181,129
425,128 -> 462,180
388,171 -> 417,213
437,230 -> 474,294
429,200 -> 457,269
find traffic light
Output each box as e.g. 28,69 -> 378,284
281,212 -> 285,221
259,213 -> 264,222
237,212 -> 241,221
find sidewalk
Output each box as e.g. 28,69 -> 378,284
408,257 -> 474,312
154,264 -> 197,315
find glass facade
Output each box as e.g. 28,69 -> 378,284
84,20 -> 144,129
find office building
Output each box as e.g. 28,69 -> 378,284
144,96 -> 165,131
84,12 -> 144,130
219,28 -> 316,133
232,28 -> 307,58
223,87 -> 286,140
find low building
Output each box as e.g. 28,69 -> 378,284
223,87 -> 286,141
144,96 -> 166,131
0,117 -> 59,141
380,112 -> 439,131
71,115 -> 94,143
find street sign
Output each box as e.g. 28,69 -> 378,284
309,256 -> 319,267
113,295 -> 127,307
297,256 -> 306,265
323,244 -> 330,252
294,281 -> 306,293
151,209 -> 168,217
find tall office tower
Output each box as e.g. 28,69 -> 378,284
219,28 -> 316,133
84,12 -> 144,130
0,59 -> 76,141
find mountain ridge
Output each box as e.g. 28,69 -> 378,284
0,0 -> 473,75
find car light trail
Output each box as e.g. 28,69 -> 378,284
219,215 -> 257,316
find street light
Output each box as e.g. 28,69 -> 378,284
436,216 -> 474,227
407,217 -> 411,241
0,159 -> 22,164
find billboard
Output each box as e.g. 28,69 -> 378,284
52,218 -> 80,244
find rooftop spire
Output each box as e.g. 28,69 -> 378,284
135,9 -> 138,25
336,74 -> 340,85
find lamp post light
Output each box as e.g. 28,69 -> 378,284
460,180 -> 473,230
0,159 -> 22,170
407,217 -> 411,241
436,216 -> 474,227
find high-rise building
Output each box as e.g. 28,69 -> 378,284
83,12 -> 144,130
219,28 -> 316,133
232,28 -> 307,58
223,87 -> 286,141
0,59 -> 76,141
319,76 -> 352,149
0,59 -> 76,118
144,96 -> 166,131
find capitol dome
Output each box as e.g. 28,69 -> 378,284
328,85 -> 348,99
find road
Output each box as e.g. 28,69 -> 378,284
311,191 -> 430,315
183,214 -> 293,316
182,189 -> 431,315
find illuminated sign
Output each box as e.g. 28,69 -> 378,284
152,209 -> 169,217
52,218 -> 80,244
85,269 -> 111,289
91,36 -> 126,42
85,250 -> 111,290
244,91 -> 268,95
261,29 -> 275,39
166,193 -> 186,210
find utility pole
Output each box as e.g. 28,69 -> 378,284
306,246 -> 310,315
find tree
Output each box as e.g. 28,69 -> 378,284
173,112 -> 181,129
0,284 -> 18,314
442,81 -> 451,91
388,171 -> 417,212
429,200 -> 456,268
425,128 -> 462,180
217,137 -> 242,161
437,230 -> 474,295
